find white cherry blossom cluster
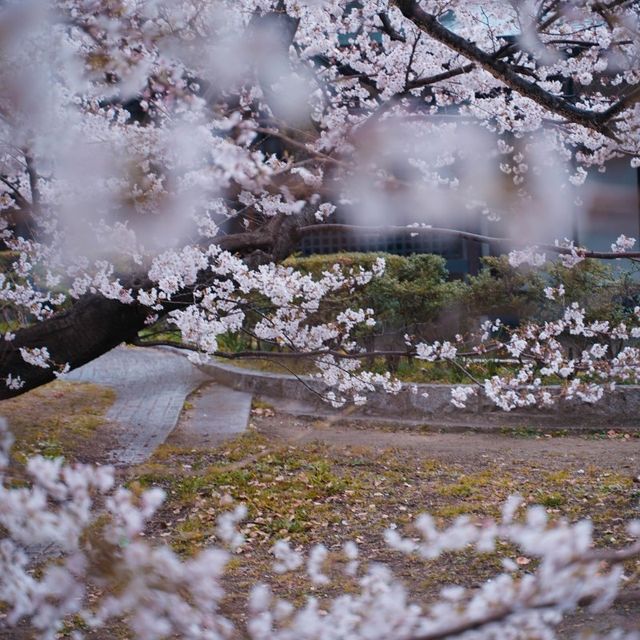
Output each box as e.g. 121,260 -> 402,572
3,373 -> 25,390
555,239 -> 587,269
450,385 -> 477,409
508,247 -> 547,268
18,347 -> 51,370
3,407 -> 639,639
544,284 -> 565,301
146,250 -> 388,373
0,418 -> 233,639
315,354 -> 403,407
415,340 -> 458,362
406,301 -> 640,411
611,235 -> 637,254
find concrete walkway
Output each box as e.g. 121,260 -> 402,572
67,346 -> 251,464
169,381 -> 253,448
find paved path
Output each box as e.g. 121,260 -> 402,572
24,347 -> 250,564
67,346 -> 251,465
169,381 -> 253,448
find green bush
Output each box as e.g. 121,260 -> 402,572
143,251 -> 640,378
463,256 -> 546,325
285,252 -> 465,336
463,255 -> 640,324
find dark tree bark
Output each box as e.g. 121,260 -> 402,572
0,295 -> 152,400
0,209 -> 317,401
394,0 -> 632,141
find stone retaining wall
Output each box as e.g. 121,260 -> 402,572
198,359 -> 640,431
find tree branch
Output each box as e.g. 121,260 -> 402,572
0,295 -> 150,400
378,11 -> 406,42
394,1 -> 620,140
406,63 -> 475,91
23,152 -> 41,214
600,83 -> 640,122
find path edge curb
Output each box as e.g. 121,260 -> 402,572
196,358 -> 640,431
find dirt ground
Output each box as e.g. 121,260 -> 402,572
2,384 -> 640,638
254,411 -> 640,467
128,407 -> 640,638
257,413 -> 640,637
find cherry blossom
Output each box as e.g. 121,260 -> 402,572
1,1 -> 640,633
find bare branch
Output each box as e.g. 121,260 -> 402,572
600,83 -> 640,122
378,11 -> 406,42
253,127 -> 348,167
406,63 -> 475,91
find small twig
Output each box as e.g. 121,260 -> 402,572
252,127 -> 348,167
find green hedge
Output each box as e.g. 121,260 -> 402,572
284,252 -> 464,336
284,252 -> 640,337
465,255 -> 639,328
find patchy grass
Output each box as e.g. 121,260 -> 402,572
3,387 -> 639,636
251,398 -> 276,411
0,380 -> 115,463
136,431 -> 639,554
126,423 -> 640,631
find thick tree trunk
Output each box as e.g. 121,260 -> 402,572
0,295 -> 150,400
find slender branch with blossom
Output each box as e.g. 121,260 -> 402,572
0,3 -> 640,633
